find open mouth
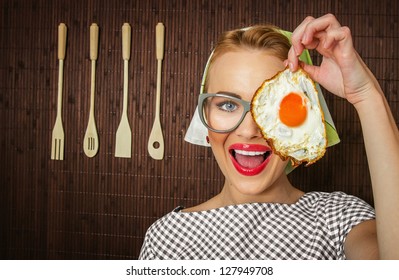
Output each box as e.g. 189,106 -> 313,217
229,144 -> 272,176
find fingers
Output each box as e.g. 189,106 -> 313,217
291,16 -> 315,56
287,47 -> 298,71
300,62 -> 318,80
322,26 -> 353,50
288,14 -> 346,71
300,14 -> 341,46
287,16 -> 315,71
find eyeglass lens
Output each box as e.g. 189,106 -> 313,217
202,95 -> 246,132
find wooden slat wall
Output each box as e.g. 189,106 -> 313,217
0,0 -> 398,259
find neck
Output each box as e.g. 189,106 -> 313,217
217,174 -> 303,207
182,172 -> 304,213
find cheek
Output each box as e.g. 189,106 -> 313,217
208,131 -> 230,176
273,156 -> 290,173
208,131 -> 229,160
208,131 -> 228,146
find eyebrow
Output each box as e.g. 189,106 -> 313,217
215,91 -> 242,99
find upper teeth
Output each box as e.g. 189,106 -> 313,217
235,150 -> 267,156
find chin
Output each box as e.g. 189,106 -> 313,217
234,183 -> 270,197
224,168 -> 269,195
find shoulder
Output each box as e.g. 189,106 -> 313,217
147,207 -> 182,232
302,191 -> 374,210
302,191 -> 376,259
139,207 -> 182,259
301,191 -> 375,229
325,191 -> 375,216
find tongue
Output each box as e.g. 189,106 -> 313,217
235,154 -> 264,169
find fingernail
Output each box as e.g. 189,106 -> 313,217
289,62 -> 294,72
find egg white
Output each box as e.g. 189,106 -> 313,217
251,68 -> 327,165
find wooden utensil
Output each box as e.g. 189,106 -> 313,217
148,22 -> 165,160
83,23 -> 100,157
115,23 -> 132,158
51,23 -> 67,160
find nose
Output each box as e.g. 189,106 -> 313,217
234,112 -> 263,139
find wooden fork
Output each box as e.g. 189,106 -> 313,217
51,23 -> 67,160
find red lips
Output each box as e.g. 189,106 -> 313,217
229,143 -> 272,176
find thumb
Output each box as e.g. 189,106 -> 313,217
300,62 -> 319,82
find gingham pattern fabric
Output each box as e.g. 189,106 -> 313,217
139,191 -> 375,260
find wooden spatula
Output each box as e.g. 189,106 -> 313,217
148,23 -> 165,160
115,23 -> 132,158
51,23 -> 67,160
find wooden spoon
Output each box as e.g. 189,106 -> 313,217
148,23 -> 165,160
83,23 -> 99,158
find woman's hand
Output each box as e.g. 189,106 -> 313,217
286,14 -> 380,105
288,14 -> 399,259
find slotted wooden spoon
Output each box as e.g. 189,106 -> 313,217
148,23 -> 165,160
115,23 -> 132,158
83,23 -> 99,158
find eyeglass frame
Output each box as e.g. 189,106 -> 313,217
198,93 -> 252,133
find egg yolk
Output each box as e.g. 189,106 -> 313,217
279,93 -> 307,127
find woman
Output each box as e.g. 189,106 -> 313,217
139,14 -> 399,259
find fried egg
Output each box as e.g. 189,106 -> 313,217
251,67 -> 327,166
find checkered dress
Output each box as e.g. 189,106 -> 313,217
139,191 -> 375,259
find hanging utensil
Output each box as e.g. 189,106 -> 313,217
83,23 -> 100,157
51,23 -> 67,160
115,23 -> 132,158
148,22 -> 165,160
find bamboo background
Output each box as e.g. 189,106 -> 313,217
0,0 -> 398,259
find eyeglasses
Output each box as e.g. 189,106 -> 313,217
198,93 -> 251,133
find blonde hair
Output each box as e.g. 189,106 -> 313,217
204,25 -> 291,91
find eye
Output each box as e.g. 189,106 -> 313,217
216,100 -> 239,112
